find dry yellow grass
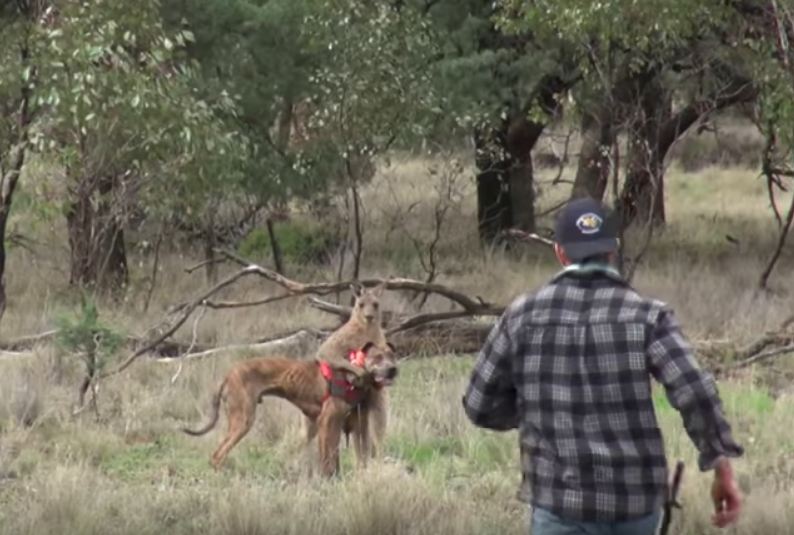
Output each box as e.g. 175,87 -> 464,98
0,154 -> 793,533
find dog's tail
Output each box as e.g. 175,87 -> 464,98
181,378 -> 226,436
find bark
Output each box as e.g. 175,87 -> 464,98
66,174 -> 129,293
571,109 -> 614,200
475,116 -> 542,242
620,79 -> 671,226
474,127 -> 512,243
474,75 -> 570,243
619,71 -> 756,226
505,117 -> 540,232
0,31 -> 32,324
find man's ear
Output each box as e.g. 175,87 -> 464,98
361,341 -> 376,353
554,243 -> 570,266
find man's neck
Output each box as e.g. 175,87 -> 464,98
560,262 -> 622,279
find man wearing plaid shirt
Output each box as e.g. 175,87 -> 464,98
463,198 -> 743,534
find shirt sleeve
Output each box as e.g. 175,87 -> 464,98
462,312 -> 518,431
646,308 -> 744,471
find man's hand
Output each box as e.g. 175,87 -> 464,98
711,457 -> 742,528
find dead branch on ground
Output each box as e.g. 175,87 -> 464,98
500,228 -> 555,247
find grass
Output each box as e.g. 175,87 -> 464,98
0,152 -> 793,533
1,353 -> 793,534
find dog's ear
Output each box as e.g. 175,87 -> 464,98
350,281 -> 363,298
361,341 -> 376,353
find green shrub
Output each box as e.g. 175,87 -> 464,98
238,220 -> 339,265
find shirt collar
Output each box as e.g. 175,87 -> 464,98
552,262 -> 625,283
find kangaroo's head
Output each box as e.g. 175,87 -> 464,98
350,281 -> 385,327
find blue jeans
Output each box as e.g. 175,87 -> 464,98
529,506 -> 661,535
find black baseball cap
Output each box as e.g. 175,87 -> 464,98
554,197 -> 618,261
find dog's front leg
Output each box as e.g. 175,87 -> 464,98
351,406 -> 370,468
369,390 -> 388,459
317,398 -> 348,477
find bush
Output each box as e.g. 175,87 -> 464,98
238,219 -> 339,266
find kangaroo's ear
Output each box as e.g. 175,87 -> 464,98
361,341 -> 376,353
350,281 -> 363,298
386,342 -> 397,353
372,280 -> 387,297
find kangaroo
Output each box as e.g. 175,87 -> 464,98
315,281 -> 388,376
313,281 -> 390,457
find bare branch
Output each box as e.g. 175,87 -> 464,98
387,310 -> 500,335
730,343 -> 794,369
500,228 -> 555,247
759,188 -> 794,289
216,248 -> 498,312
102,265 -> 266,378
184,257 -> 225,275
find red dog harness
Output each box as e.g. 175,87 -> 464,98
320,350 -> 369,405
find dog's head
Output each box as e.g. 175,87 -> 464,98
358,341 -> 399,387
350,281 -> 385,326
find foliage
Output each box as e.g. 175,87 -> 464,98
55,297 -> 124,376
32,0 -> 249,220
238,220 -> 338,265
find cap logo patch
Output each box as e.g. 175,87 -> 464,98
576,213 -> 602,234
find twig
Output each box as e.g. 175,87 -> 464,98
171,304 -> 207,384
143,225 -> 164,312
350,175 -> 364,281
184,257 -> 225,275
266,218 -> 285,275
759,186 -> 794,290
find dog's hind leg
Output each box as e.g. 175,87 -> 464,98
210,393 -> 256,470
303,416 -> 319,477
317,398 -> 348,477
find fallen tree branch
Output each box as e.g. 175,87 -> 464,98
196,293 -> 295,310
729,343 -> 794,369
155,329 -> 325,362
307,296 -> 351,318
387,310 -> 500,335
102,265 -> 268,378
216,248 -> 497,312
0,329 -> 59,350
307,296 -> 502,334
500,229 -> 555,247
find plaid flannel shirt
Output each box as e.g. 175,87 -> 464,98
462,264 -> 743,522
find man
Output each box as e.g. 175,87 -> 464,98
462,197 -> 743,534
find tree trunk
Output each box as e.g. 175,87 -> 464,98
475,128 -> 513,243
620,80 -> 671,226
474,115 -> 541,243
66,175 -> 129,294
571,109 -> 614,200
0,27 -> 32,325
505,116 -> 540,233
